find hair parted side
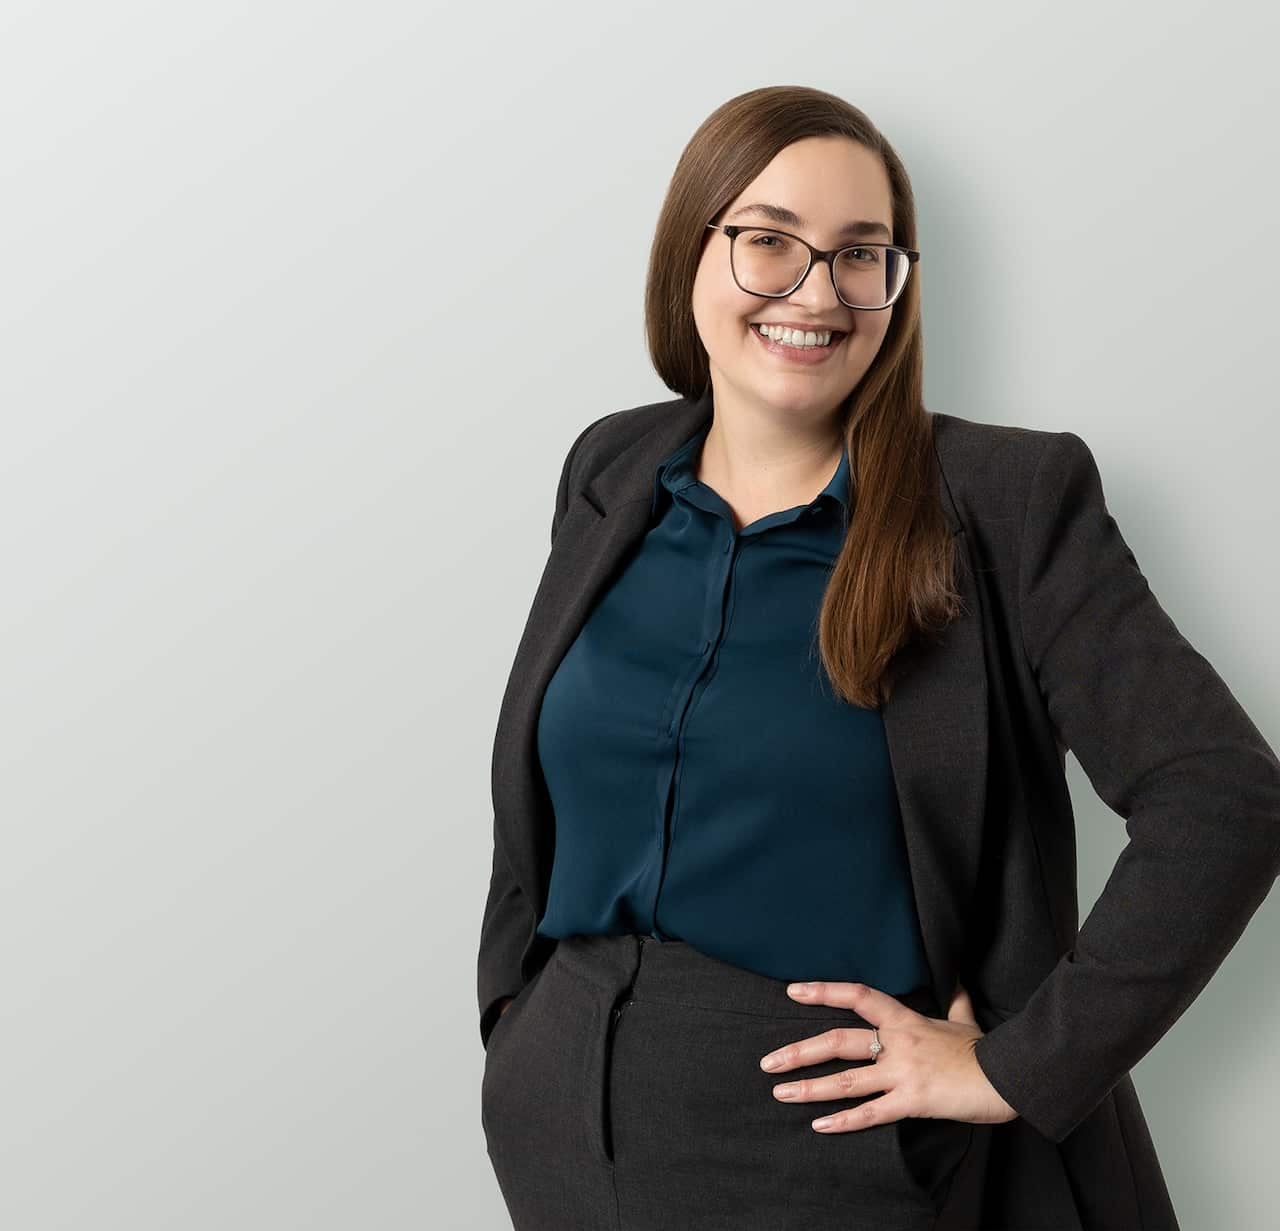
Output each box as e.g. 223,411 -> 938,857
643,84 -> 965,708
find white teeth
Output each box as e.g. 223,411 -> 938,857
755,324 -> 837,348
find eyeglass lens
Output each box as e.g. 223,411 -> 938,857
731,228 -> 908,309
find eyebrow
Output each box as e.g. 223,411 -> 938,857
727,202 -> 892,241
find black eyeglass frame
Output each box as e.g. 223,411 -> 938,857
705,222 -> 921,311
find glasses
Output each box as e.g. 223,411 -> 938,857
705,222 -> 920,310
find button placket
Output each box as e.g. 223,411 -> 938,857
650,520 -> 740,934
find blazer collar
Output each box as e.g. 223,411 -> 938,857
584,386 -> 962,536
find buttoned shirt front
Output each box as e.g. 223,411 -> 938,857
534,420 -> 932,992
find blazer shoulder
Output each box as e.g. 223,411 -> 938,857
563,395 -> 688,486
930,408 -> 1060,463
929,410 -> 1084,527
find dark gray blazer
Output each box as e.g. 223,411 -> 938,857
477,390 -> 1280,1229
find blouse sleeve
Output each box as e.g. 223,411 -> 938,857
971,430 -> 1280,1142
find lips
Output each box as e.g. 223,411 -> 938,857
749,322 -> 848,363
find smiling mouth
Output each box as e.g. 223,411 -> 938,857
749,322 -> 850,355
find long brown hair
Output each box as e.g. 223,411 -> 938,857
644,85 -> 964,708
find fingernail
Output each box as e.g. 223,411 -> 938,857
760,1053 -> 782,1071
812,1117 -> 836,1130
788,982 -> 813,996
773,1083 -> 799,1098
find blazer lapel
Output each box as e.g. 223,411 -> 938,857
491,394 -> 715,918
880,517 -> 990,1018
493,393 -> 989,1019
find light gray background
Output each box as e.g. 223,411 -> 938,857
2,1 -> 1277,1228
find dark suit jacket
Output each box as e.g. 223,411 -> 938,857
477,390 -> 1280,1229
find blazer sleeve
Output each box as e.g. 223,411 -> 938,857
971,430 -> 1280,1143
476,415 -> 606,1050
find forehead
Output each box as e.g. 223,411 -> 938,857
726,137 -> 893,242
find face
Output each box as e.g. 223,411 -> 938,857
691,135 -> 898,423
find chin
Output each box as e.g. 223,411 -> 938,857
752,379 -> 848,412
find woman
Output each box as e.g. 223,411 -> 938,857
476,86 -> 1279,1230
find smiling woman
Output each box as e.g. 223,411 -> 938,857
651,115 -> 954,711
477,83 -> 1279,1231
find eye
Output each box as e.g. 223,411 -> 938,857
839,246 -> 881,265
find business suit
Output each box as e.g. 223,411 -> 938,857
478,386 -> 1280,1229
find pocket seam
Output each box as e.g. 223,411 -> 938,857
893,1117 -> 976,1214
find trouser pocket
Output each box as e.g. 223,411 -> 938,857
893,1115 -> 976,1214
589,993 -> 635,1167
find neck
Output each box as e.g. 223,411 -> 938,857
696,385 -> 845,509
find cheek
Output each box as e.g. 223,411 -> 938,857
691,281 -> 756,353
716,307 -> 761,353
850,313 -> 890,355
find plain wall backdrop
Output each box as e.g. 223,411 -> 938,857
2,0 -> 1277,1227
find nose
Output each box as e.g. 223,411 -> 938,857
786,255 -> 844,314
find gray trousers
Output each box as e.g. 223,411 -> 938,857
481,933 -> 986,1230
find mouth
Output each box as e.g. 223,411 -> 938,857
749,322 -> 850,362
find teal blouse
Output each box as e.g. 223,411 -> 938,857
534,419 -> 932,994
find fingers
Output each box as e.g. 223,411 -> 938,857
946,977 -> 977,1025
771,1061 -> 886,1107
810,1091 -> 913,1133
760,1024 -> 878,1072
788,980 -> 919,1029
773,1067 -> 921,1135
